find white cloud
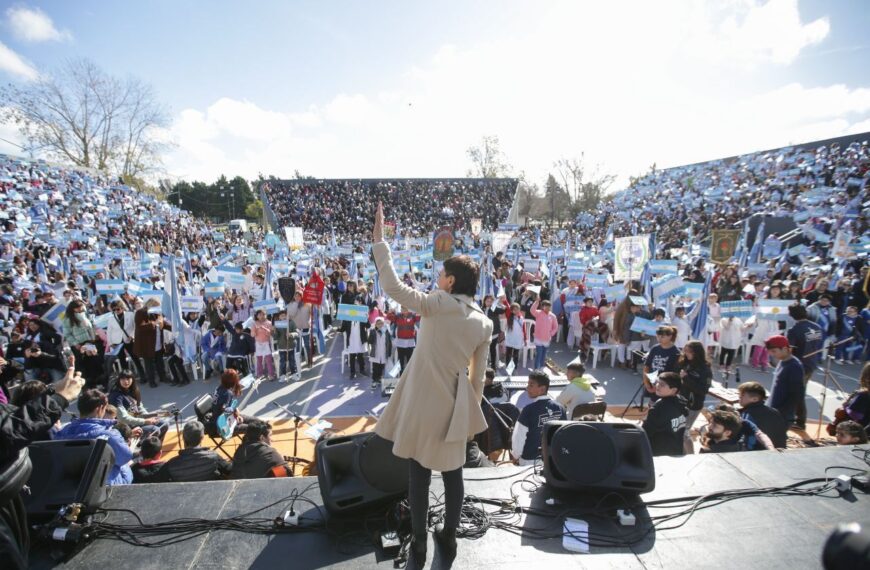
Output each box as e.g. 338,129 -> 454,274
162,1 -> 867,188
6,6 -> 71,43
0,40 -> 38,80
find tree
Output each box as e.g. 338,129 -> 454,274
466,135 -> 511,178
165,175 -> 256,222
0,58 -> 168,177
245,199 -> 263,220
553,153 -> 616,216
543,174 -> 572,228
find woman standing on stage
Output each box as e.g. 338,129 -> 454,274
371,202 -> 491,566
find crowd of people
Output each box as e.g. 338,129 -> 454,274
262,178 -> 517,244
0,131 -> 867,504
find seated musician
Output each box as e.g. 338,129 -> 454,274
132,436 -> 168,484
211,369 -> 254,435
231,419 -> 291,479
510,370 -> 567,465
162,420 -> 232,482
827,362 -> 870,436
108,370 -> 170,441
482,368 -> 505,402
555,360 -> 596,416
836,420 -> 869,445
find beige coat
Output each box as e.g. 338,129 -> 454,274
372,242 -> 492,472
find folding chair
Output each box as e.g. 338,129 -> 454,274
571,401 -> 608,421
193,394 -> 235,460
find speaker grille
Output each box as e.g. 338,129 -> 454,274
551,423 -> 618,484
359,435 -> 407,493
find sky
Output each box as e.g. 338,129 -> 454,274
0,0 -> 869,190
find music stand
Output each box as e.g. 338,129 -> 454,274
620,349 -> 650,418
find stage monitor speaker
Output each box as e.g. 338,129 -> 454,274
316,432 -> 408,515
23,438 -> 114,521
541,421 -> 655,494
277,277 -> 296,304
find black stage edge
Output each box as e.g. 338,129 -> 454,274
30,445 -> 870,570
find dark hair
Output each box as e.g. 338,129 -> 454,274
652,308 -> 666,319
78,389 -> 108,416
540,299 -> 552,308
788,304 -> 807,320
529,370 -> 550,389
140,436 -> 162,460
710,410 -> 742,436
65,298 -> 87,327
114,422 -> 133,443
485,368 -> 495,380
567,362 -> 586,376
658,372 -> 682,391
678,340 -> 709,369
837,420 -> 869,443
183,420 -> 205,447
656,325 -> 677,340
112,369 -> 141,402
737,381 -> 766,400
243,419 -> 272,444
442,255 -> 479,296
11,379 -> 47,406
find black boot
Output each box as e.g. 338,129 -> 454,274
410,533 -> 427,568
433,524 -> 457,560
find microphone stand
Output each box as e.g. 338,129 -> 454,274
271,401 -> 317,474
480,395 -> 514,462
173,395 -> 200,450
807,336 -> 854,440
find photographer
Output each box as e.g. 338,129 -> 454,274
23,341 -> 66,383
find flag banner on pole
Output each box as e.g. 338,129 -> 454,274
630,317 -> 659,336
139,291 -> 166,305
204,282 -> 225,298
683,282 -> 704,300
614,235 -> 650,282
253,298 -> 280,315
756,299 -> 793,321
653,275 -> 685,299
336,304 -> 369,322
95,279 -> 126,294
563,295 -> 584,314
720,300 -> 753,319
710,229 -> 741,263
42,303 -> 66,328
181,295 -> 204,313
648,259 -> 678,275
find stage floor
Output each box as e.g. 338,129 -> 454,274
30,445 -> 870,569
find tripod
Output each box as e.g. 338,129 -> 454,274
811,336 -> 854,440
271,402 -> 316,475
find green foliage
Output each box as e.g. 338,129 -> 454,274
244,199 -> 263,220
165,175 -> 256,222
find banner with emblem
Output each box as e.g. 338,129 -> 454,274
614,235 -> 649,282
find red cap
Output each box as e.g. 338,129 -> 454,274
764,335 -> 791,350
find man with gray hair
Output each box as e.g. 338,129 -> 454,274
161,420 -> 232,482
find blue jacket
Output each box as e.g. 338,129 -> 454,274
201,330 -> 227,359
54,418 -> 133,485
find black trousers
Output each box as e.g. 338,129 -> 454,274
488,337 -> 499,368
372,362 -> 385,383
0,494 -> 28,570
718,348 -> 736,367
142,350 -> 168,386
409,459 -> 463,538
167,354 -> 190,385
504,347 -> 520,370
348,353 -> 365,375
397,347 -> 414,373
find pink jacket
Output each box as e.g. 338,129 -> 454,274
529,300 -> 559,345
251,321 -> 273,343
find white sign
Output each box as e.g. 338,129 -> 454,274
284,226 -> 304,249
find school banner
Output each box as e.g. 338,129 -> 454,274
710,229 -> 741,263
284,226 -> 304,249
614,235 -> 649,282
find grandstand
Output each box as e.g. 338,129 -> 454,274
260,177 -> 518,242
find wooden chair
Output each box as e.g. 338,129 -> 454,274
193,394 -> 235,460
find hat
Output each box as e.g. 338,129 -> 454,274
764,335 -> 791,350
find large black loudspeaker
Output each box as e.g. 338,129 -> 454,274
316,432 -> 409,515
24,439 -> 114,521
541,421 -> 655,494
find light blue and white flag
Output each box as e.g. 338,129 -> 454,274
336,303 -> 369,322
95,279 -> 126,294
253,298 -> 280,315
756,299 -> 793,321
